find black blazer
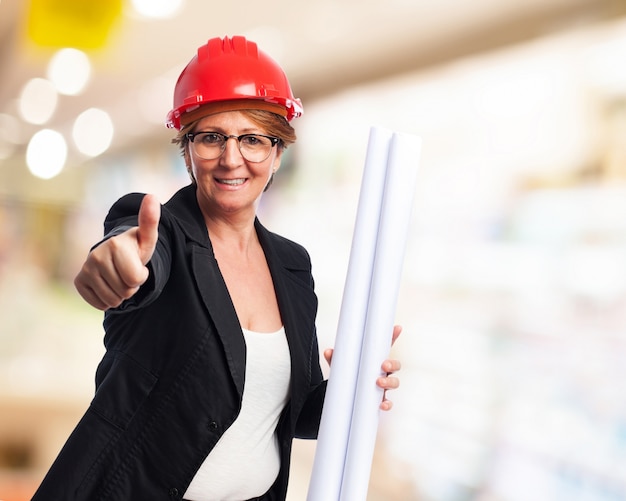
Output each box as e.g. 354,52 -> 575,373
33,184 -> 326,501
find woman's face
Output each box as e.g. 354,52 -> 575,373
186,110 -> 283,219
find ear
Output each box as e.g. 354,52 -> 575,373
183,144 -> 191,167
184,146 -> 196,183
272,147 -> 284,173
264,148 -> 283,192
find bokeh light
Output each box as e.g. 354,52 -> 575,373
72,108 -> 114,157
18,78 -> 58,125
131,0 -> 183,19
47,48 -> 92,96
0,113 -> 21,160
26,129 -> 67,179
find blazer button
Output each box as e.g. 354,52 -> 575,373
168,487 -> 180,498
208,420 -> 218,430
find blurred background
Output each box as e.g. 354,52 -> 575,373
2,0 -> 626,500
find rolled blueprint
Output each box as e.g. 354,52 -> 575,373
307,128 -> 422,501
340,131 -> 421,500
307,127 -> 393,501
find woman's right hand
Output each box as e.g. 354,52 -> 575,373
74,194 -> 161,311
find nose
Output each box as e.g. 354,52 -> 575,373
220,136 -> 244,166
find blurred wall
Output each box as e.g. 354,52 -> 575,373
2,3 -> 626,501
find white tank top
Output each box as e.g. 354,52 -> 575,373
183,326 -> 291,501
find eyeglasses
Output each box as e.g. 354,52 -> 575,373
185,131 -> 280,163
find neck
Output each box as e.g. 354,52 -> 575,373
204,212 -> 258,255
195,190 -> 260,252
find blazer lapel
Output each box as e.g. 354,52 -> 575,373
166,186 -> 246,398
191,245 -> 246,398
256,220 -> 319,421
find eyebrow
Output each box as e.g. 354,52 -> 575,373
195,124 -> 262,135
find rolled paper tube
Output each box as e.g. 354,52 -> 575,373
340,131 -> 421,500
307,127 -> 393,501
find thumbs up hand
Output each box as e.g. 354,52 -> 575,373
74,194 -> 161,311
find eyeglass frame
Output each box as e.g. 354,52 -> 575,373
185,131 -> 281,163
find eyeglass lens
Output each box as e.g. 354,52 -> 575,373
190,133 -> 275,163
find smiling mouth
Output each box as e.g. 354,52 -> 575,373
217,178 -> 246,186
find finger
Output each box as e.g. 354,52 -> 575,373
378,377 -> 399,412
104,235 -> 149,290
377,375 -> 400,390
323,348 -> 333,367
74,257 -> 137,310
85,284 -> 136,310
74,277 -> 112,311
93,272 -> 140,307
380,398 -> 393,411
382,359 -> 402,374
137,194 -> 160,265
391,324 -> 402,345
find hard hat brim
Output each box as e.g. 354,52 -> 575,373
179,99 -> 288,128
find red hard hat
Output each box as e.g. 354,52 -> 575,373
166,36 -> 303,129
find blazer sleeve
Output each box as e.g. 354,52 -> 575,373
294,340 -> 327,439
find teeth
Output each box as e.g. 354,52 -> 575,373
219,178 -> 245,186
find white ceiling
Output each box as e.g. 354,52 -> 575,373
0,0 -> 623,168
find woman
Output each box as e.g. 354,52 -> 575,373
32,35 -> 400,501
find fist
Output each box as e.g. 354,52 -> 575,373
74,194 -> 160,310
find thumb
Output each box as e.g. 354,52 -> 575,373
137,194 -> 160,265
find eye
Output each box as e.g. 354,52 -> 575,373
240,134 -> 267,147
198,132 -> 224,145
